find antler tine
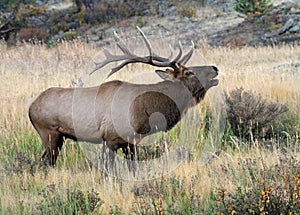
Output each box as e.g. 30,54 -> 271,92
90,31 -> 139,75
136,26 -> 171,62
167,44 -> 174,59
113,31 -> 134,56
136,26 -> 175,64
172,42 -> 183,63
178,41 -> 194,65
136,26 -> 153,61
149,42 -> 183,69
89,48 -> 132,75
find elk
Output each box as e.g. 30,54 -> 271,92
28,27 -> 219,168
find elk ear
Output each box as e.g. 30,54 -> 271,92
155,69 -> 176,81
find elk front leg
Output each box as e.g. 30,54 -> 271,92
122,144 -> 137,173
102,141 -> 118,175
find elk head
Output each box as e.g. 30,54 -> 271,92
90,27 -> 219,96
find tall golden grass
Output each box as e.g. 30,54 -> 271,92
0,39 -> 299,213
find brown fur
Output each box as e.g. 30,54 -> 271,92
29,64 -> 218,166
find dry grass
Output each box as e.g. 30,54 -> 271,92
0,38 -> 299,214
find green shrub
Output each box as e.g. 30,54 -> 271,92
63,31 -> 77,41
135,16 -> 147,28
225,87 -> 288,141
234,0 -> 274,19
37,185 -> 103,214
109,205 -> 125,215
269,110 -> 300,142
211,155 -> 300,214
0,0 -> 35,12
132,176 -> 206,214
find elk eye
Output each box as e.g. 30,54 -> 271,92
185,71 -> 194,76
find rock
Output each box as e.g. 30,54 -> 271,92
161,6 -> 177,17
168,17 -> 176,22
157,0 -> 174,16
26,16 -> 47,27
290,3 -> 300,14
96,30 -> 104,39
265,18 -> 294,37
47,2 -> 73,12
104,27 -> 118,36
274,34 -> 300,45
279,18 -> 294,34
88,34 -> 100,42
48,0 -> 65,4
67,22 -> 80,30
181,17 -> 190,23
58,30 -> 64,39
35,0 -> 45,6
289,25 -> 300,33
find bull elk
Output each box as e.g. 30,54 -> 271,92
28,27 -> 219,168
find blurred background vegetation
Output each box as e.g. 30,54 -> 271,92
0,0 -> 299,214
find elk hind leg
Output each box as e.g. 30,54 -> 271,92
38,129 -> 64,166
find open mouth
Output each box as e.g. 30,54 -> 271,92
209,72 -> 219,86
210,78 -> 219,86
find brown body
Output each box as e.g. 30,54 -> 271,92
28,28 -> 219,166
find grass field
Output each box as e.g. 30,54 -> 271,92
0,39 -> 299,214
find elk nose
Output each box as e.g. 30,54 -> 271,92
212,66 -> 219,74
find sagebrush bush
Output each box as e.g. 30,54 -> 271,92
132,176 -> 204,214
18,27 -> 48,42
212,155 -> 300,214
225,87 -> 288,140
37,185 -> 103,214
234,0 -> 274,19
177,7 -> 197,18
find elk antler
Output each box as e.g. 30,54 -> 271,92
90,26 -> 194,77
179,41 -> 194,65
